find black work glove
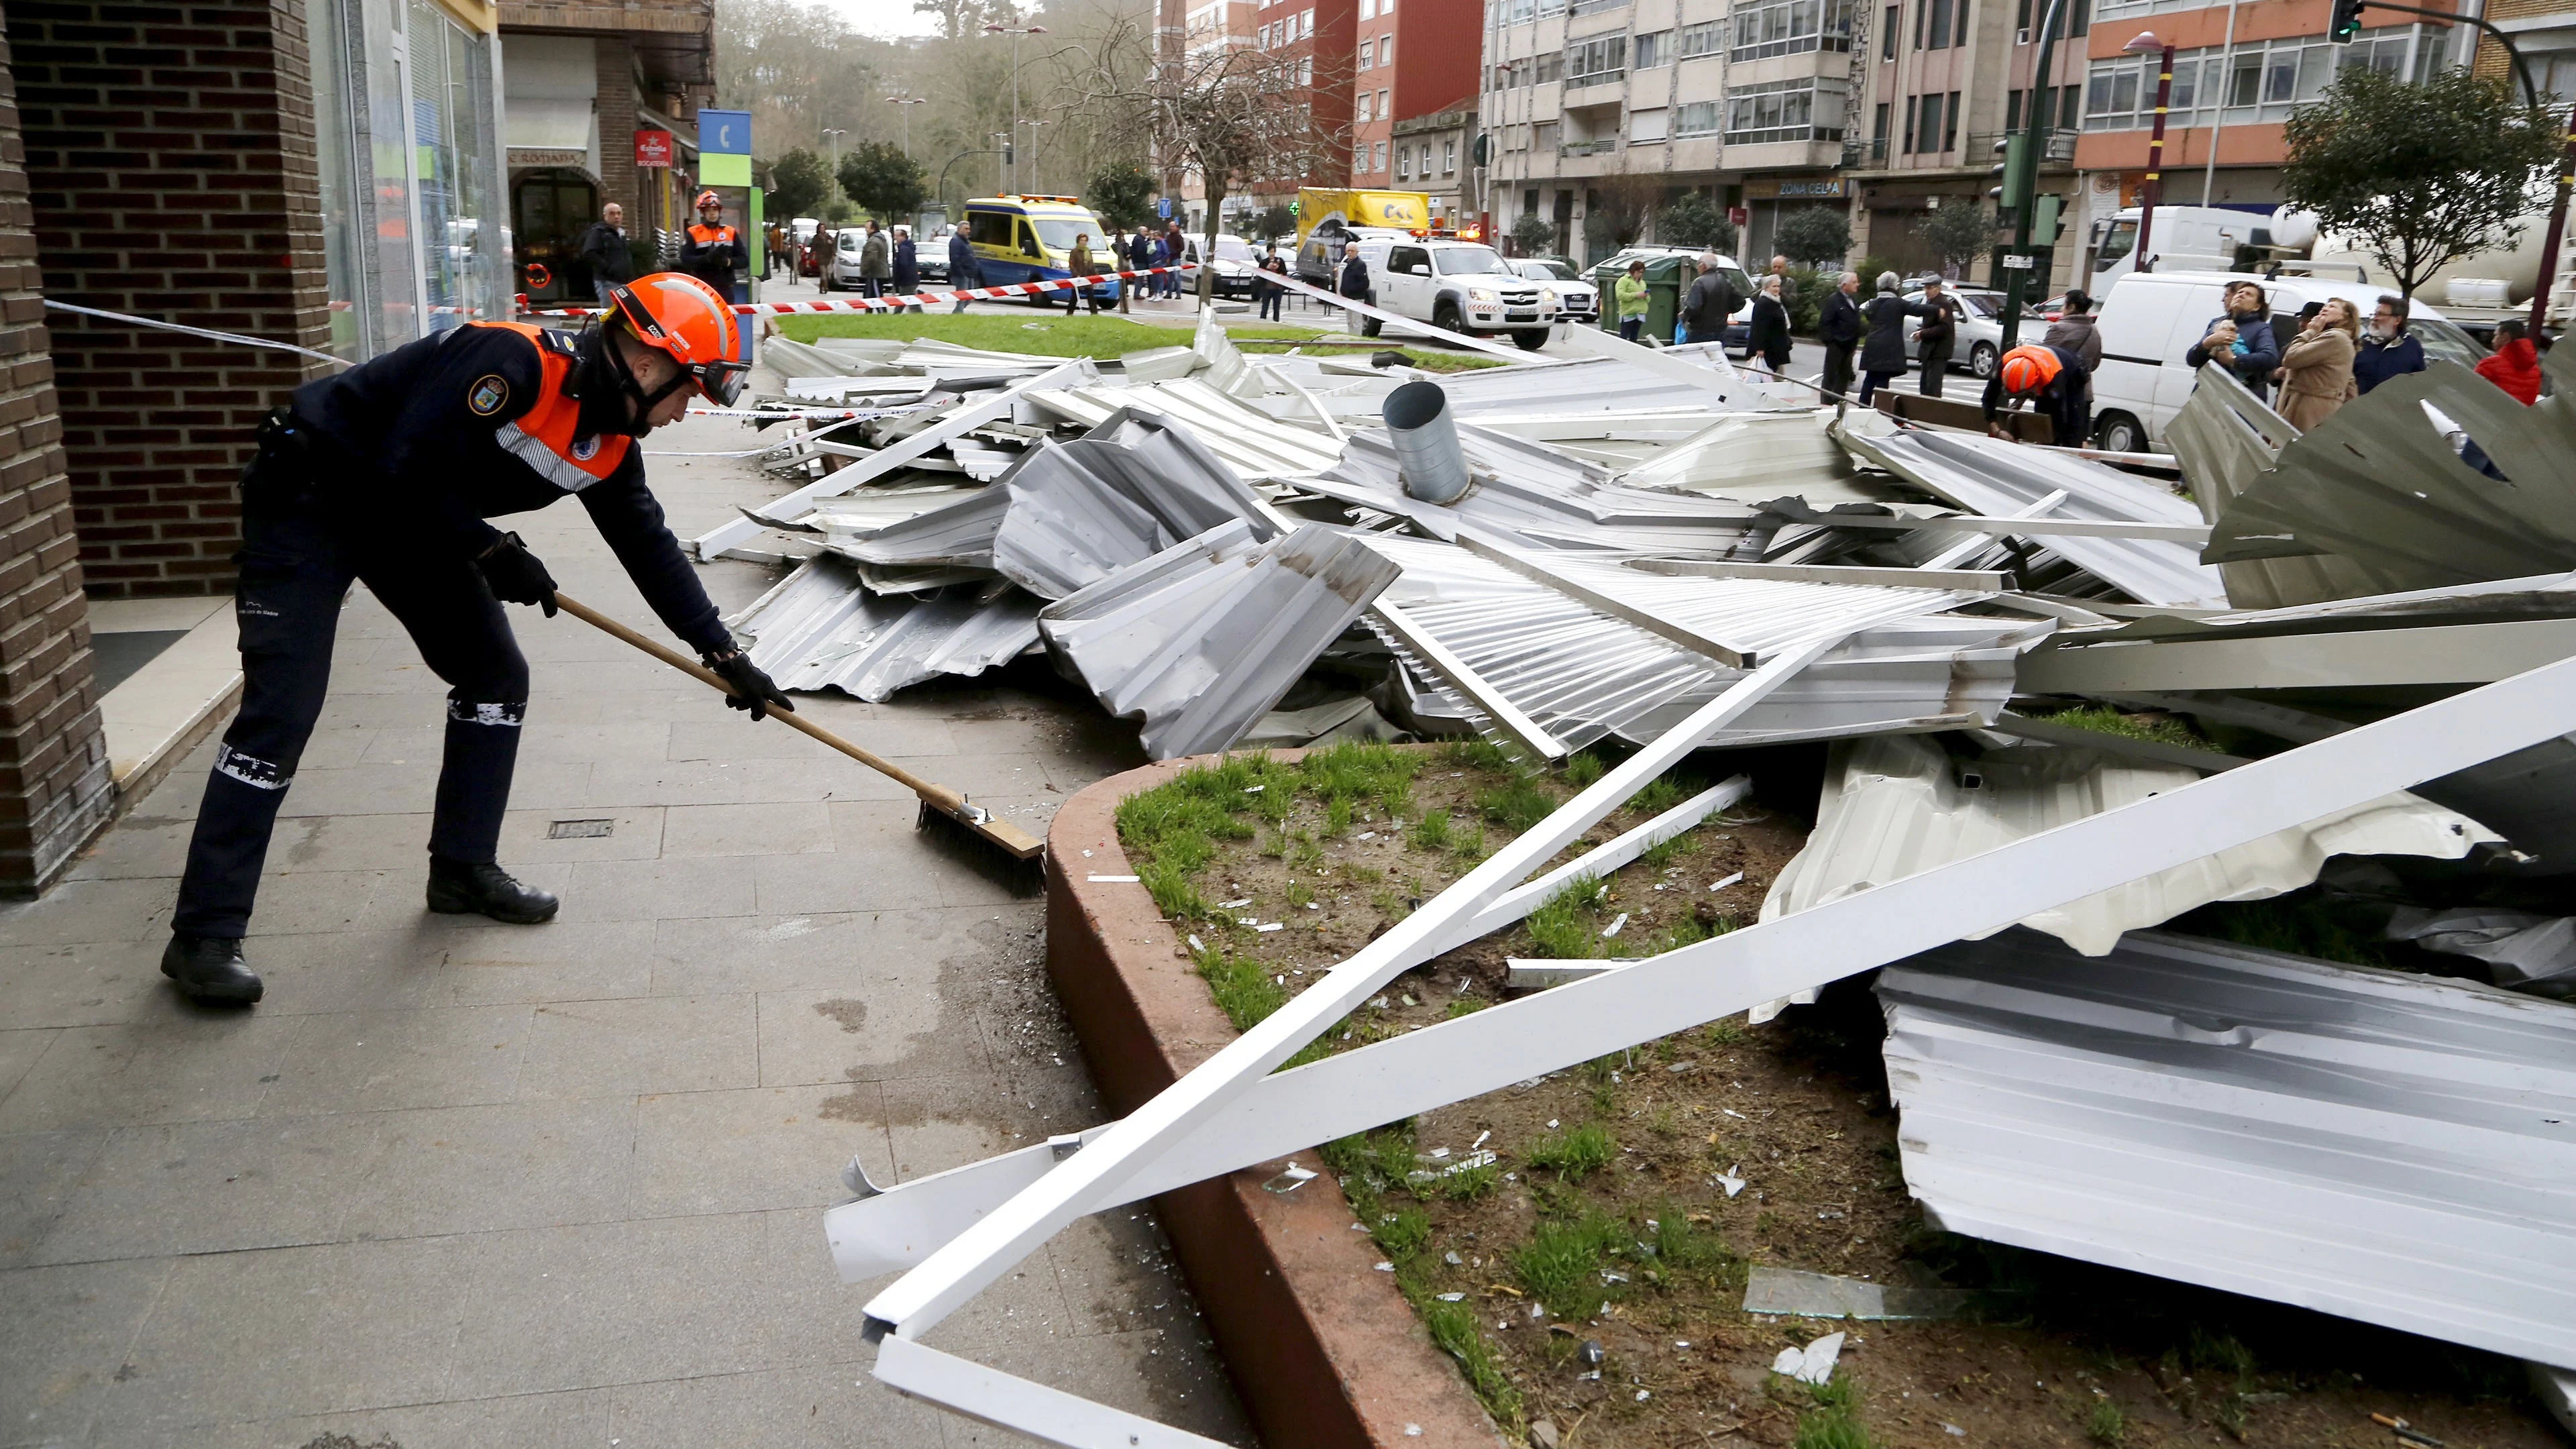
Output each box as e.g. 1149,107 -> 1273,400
705,647 -> 794,721
478,533 -> 557,616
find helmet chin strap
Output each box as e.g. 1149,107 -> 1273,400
580,326 -> 693,436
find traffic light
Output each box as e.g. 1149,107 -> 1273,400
1473,132 -> 1494,166
1988,134 -> 2032,212
2330,0 -> 2363,43
2031,194 -> 2062,246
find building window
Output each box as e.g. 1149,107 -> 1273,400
1882,4 -> 1898,56
1359,40 -> 1373,67
1379,87 -> 1390,115
1361,0 -> 1375,15
1873,100 -> 1890,142
1944,87 -> 1960,148
1630,105 -> 1670,142
1358,91 -> 1374,121
1731,0 -> 1853,60
1723,77 -> 1845,144
1915,0 -> 1960,48
1676,19 -> 1724,56
1397,146 -> 1409,178
1674,101 -> 1721,136
1536,52 -> 1564,81
1633,28 -> 1669,66
1444,138 -> 1457,171
2082,25 -> 2428,129
1299,56 -> 1313,83
1565,34 -> 1627,86
1379,35 -> 1392,64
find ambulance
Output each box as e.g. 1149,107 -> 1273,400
962,195 -> 1116,292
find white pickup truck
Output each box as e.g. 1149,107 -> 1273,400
1344,237 -> 1558,350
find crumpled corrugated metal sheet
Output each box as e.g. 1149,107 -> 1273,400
1430,352 -> 1763,418
828,484 -> 1011,570
1764,732 -> 2500,956
727,557 -> 1039,702
1038,520 -> 1401,759
2162,363 -> 2382,610
1878,928 -> 2576,1369
2203,347 -> 2576,598
1360,535 -> 2044,753
989,409 -> 1286,600
1839,427 -> 2229,608
1314,425 -> 1775,557
1026,377 -> 1346,480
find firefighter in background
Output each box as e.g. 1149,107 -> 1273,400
160,274 -> 794,1007
1983,343 -> 2093,449
681,191 -> 742,303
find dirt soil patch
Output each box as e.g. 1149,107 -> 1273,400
1114,741 -> 2567,1449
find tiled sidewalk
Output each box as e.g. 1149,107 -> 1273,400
0,409 -> 1251,1446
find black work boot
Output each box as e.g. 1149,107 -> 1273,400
425,856 -> 559,924
161,934 -> 264,1005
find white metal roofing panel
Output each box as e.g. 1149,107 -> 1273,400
1878,928 -> 2576,1368
726,558 -> 1038,702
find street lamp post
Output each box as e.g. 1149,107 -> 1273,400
1019,119 -> 1051,193
982,23 -> 1049,193
992,132 -> 1012,194
2124,31 -> 2176,275
885,95 -> 926,161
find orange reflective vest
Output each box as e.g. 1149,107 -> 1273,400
473,321 -> 632,494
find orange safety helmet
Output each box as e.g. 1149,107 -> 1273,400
1997,345 -> 2063,396
695,190 -> 722,211
606,272 -> 747,406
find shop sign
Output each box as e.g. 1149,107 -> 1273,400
635,129 -> 674,168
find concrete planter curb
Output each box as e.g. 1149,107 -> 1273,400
1046,753 -> 1504,1449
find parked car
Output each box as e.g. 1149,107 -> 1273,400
2085,269 -> 2486,452
1343,237 -> 1557,348
1178,233 -> 1260,298
820,229 -> 871,292
1513,257 -> 1598,325
919,225 -> 955,283
1902,286 -> 2051,380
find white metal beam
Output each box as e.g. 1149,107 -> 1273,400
2018,616 -> 2576,694
855,639 -> 1846,1339
873,1336 -> 1230,1448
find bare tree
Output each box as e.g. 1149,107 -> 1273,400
1059,14 -> 1349,302
1582,170 -> 1661,256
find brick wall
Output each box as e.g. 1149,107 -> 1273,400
596,34 -> 640,225
6,0 -> 333,599
0,15 -> 110,894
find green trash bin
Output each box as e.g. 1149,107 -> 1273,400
1587,252 -> 1688,343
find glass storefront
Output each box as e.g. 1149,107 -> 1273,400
304,0 -> 509,361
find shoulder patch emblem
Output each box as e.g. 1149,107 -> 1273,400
570,435 -> 602,462
468,374 -> 510,416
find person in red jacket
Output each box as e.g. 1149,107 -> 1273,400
2474,318 -> 2542,405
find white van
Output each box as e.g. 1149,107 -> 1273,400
2085,270 -> 2487,453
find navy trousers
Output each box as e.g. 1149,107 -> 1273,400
173,483 -> 531,938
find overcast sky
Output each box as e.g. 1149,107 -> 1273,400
813,0 -> 944,39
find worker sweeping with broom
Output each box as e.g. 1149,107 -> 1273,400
161,273 -> 792,1007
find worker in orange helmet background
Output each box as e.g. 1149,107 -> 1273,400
681,190 -> 743,303
1984,342 -> 2093,448
160,274 -> 791,1008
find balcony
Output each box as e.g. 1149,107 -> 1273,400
1965,127 -> 2079,164
1841,136 -> 1888,168
1559,138 -> 1619,156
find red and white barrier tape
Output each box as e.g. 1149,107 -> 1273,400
524,264 -> 1203,319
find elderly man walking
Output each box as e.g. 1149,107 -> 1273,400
1819,271 -> 1862,401
578,203 -> 633,306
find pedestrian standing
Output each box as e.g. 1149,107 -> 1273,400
156,274 -> 788,1006
2041,290 -> 2101,444
577,202 -> 634,306
1610,260 -> 1648,342
2354,294 -> 2428,395
2184,280 -> 2279,400
1819,271 -> 1862,401
1678,257 -> 1739,347
1338,246 -> 1373,311
1258,246 -> 1288,321
1915,277 -> 1960,397
679,191 -> 741,303
891,226 -> 920,311
948,225 -> 978,314
1066,233 -> 1106,314
859,222 -> 891,299
1163,225 -> 1186,298
2475,317 -> 2541,405
2275,297 -> 2359,431
1748,274 -> 1792,376
1858,272 -> 1932,406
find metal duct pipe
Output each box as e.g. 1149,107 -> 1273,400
1384,379 -> 1470,504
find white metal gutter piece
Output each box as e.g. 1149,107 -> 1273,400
847,651 -> 2576,1419
724,559 -> 1039,703
1763,732 -> 2500,957
691,358 -> 1091,559
1878,928 -> 2576,1368
1038,521 -> 1403,759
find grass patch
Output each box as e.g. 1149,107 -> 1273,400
2031,704 -> 2221,754
1525,1122 -> 1616,1181
1409,808 -> 1452,851
1140,861 -> 1211,921
770,311 -> 1502,369
2087,1397 -> 2128,1444
1626,775 -> 1693,816
1478,776 -> 1557,831
1523,874 -> 1607,959
1194,945 -> 1287,1031
1512,1208 -> 1630,1312
1792,1406 -> 1878,1449
1419,1297 -> 1525,1428
1440,737 -> 1513,773
1560,749 -> 1608,787
1373,1205 -> 1433,1259
1639,831 -> 1701,869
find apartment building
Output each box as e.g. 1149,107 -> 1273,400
1172,0 -> 1263,229
1231,0 -> 1358,222
1348,0 -> 1485,193
1479,0 -> 1862,263
2070,0 -> 2471,276
1844,0 -> 2087,281
2477,0 -> 2576,99
1394,103 -> 1483,224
